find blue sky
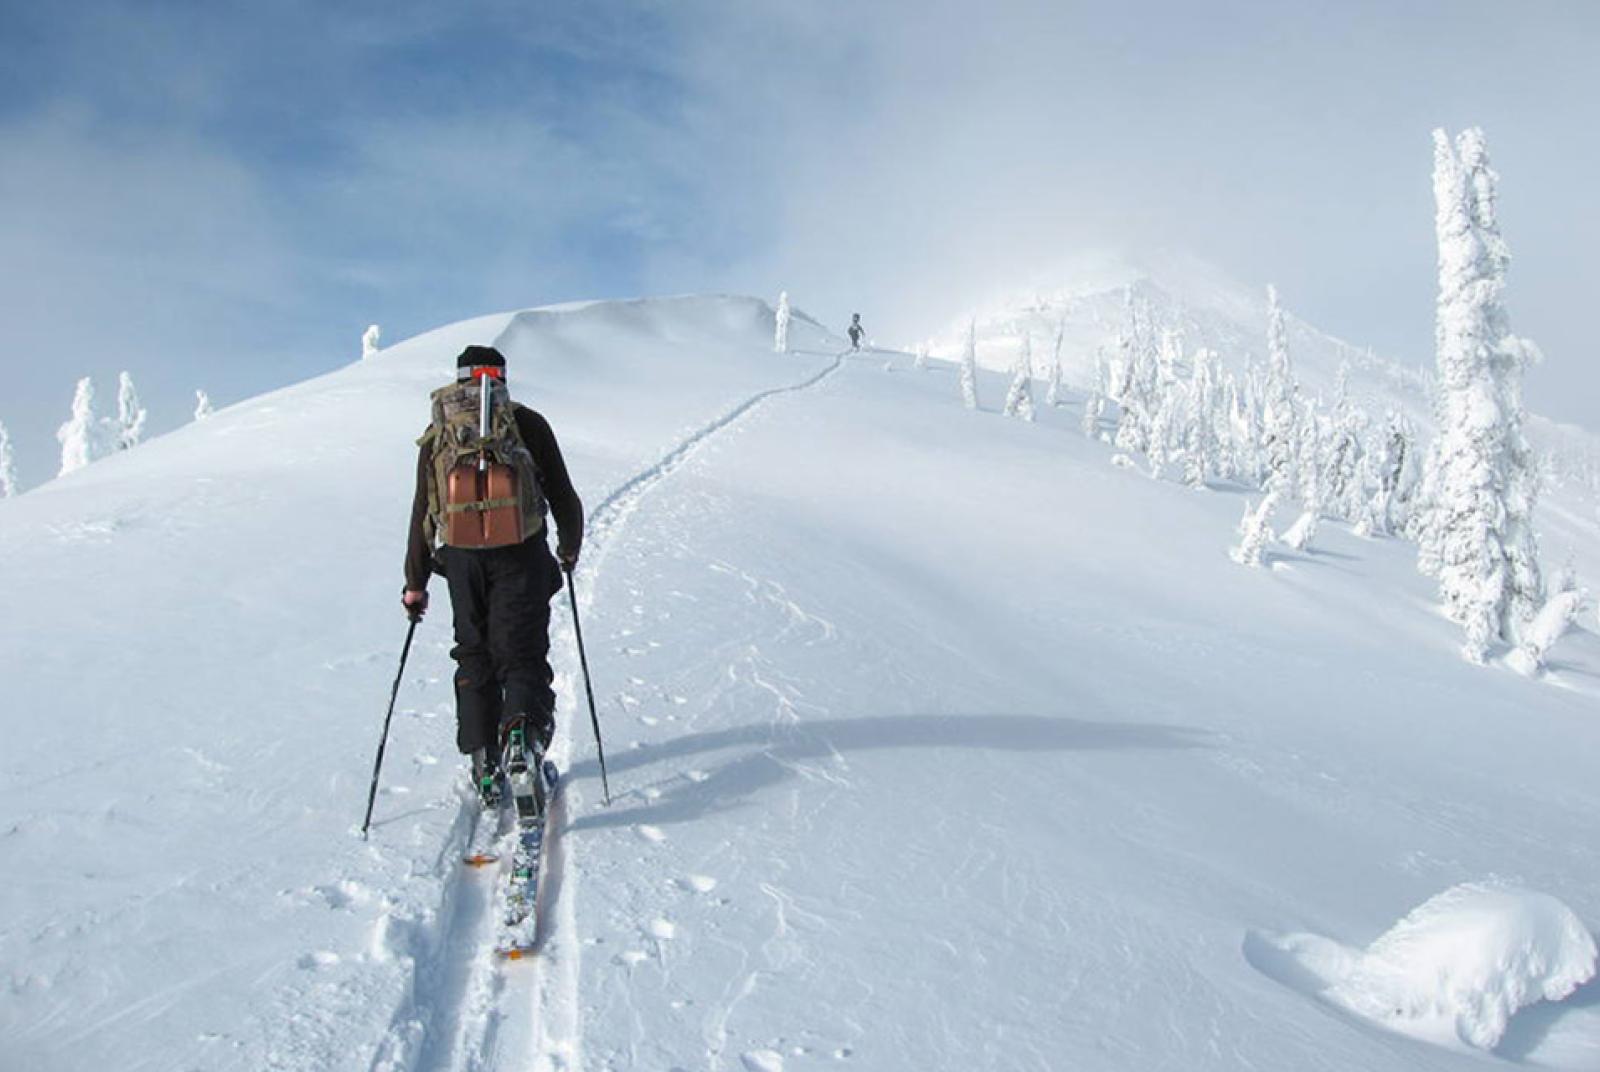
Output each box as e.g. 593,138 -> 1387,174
2,1 -> 1597,486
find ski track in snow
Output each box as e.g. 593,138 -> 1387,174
390,347 -> 849,1072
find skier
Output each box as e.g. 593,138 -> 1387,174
401,345 -> 583,809
847,313 -> 865,351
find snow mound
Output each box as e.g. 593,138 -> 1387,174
1307,884 -> 1597,1050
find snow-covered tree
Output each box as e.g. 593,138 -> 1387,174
1142,330 -> 1186,479
914,342 -> 928,370
1377,411 -> 1421,535
1507,590 -> 1585,676
1156,329 -> 1183,392
1462,126 -> 1544,639
1111,295 -> 1149,456
1260,285 -> 1299,497
194,389 -> 214,421
362,324 -> 381,361
959,318 -> 979,410
773,293 -> 791,354
0,420 -> 17,498
1183,348 -> 1220,489
57,377 -> 111,477
1045,316 -> 1065,407
1233,369 -> 1266,486
1418,127 -> 1544,662
1280,397 -> 1323,550
1324,412 -> 1364,521
1146,379 -> 1180,480
116,371 -> 147,451
1280,510 -> 1316,551
1002,333 -> 1036,422
1082,347 -> 1107,439
1350,446 -> 1383,538
1231,492 -> 1279,568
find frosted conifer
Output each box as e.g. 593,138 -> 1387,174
1147,377 -> 1181,479
1420,127 -> 1544,661
362,324 -> 381,361
1325,414 -> 1364,520
1461,127 -> 1544,638
1003,334 -> 1036,422
57,377 -> 108,477
1082,347 -> 1108,439
914,342 -> 928,370
1184,348 -> 1220,488
774,292 -> 791,354
0,421 -> 17,498
1378,411 -> 1420,535
1156,330 -> 1182,391
1219,375 -> 1249,481
116,371 -> 147,451
1235,369 -> 1266,486
1231,492 -> 1279,567
1507,590 -> 1585,676
194,390 -> 214,421
1260,285 -> 1299,496
1045,316 -> 1065,407
1351,447 -> 1383,537
959,318 -> 979,410
1281,399 -> 1323,550
1112,295 -> 1149,456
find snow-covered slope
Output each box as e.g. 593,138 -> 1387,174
921,248 -> 1600,582
920,250 -> 1427,408
3,293 -> 1599,1072
921,249 -> 1600,501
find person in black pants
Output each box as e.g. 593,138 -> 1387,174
401,345 -> 583,795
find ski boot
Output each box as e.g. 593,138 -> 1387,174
470,747 -> 503,810
500,716 -> 546,825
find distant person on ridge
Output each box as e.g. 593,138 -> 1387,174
847,313 -> 865,351
401,345 -> 583,813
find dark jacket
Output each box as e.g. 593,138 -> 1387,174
404,403 -> 583,591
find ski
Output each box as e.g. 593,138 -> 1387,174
462,792 -> 504,867
496,757 -> 559,959
462,758 -> 507,866
494,722 -> 559,959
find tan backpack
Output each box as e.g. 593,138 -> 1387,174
419,377 -> 547,549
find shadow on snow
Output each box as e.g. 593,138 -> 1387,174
564,711 -> 1214,833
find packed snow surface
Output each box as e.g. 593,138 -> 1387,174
3,290 -> 1600,1071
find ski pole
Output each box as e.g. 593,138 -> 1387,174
564,563 -> 611,805
361,616 -> 418,839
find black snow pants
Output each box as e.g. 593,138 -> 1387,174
438,536 -> 562,757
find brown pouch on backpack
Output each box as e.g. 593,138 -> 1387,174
443,461 -> 528,548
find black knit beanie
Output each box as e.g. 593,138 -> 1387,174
456,345 -> 507,378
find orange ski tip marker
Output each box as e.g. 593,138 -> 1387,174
501,947 -> 532,961
463,854 -> 497,867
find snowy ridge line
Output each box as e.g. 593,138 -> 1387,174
584,350 -> 849,564
525,348 -> 849,1071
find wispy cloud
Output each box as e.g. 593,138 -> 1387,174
1,1 -> 1597,485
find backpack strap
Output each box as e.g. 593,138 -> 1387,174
416,425 -> 441,548
445,496 -> 521,514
